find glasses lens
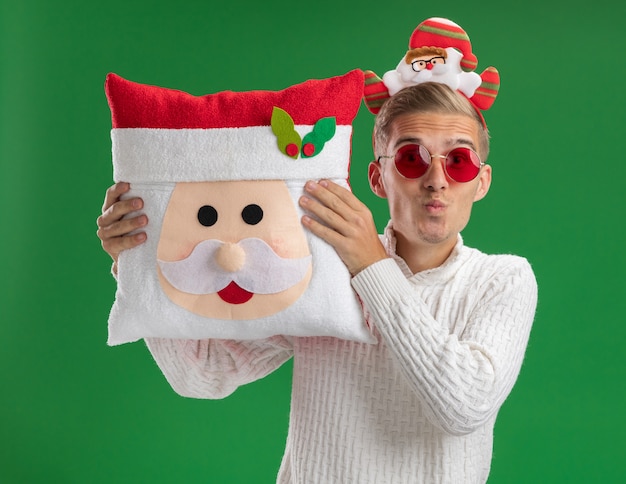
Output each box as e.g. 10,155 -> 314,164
394,144 -> 430,178
445,148 -> 481,182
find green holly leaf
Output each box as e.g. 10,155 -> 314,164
301,117 -> 336,158
271,107 -> 302,159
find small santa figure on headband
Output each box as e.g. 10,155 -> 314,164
364,17 -> 500,116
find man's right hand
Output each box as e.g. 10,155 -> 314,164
96,182 -> 148,275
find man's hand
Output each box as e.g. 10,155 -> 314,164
96,182 -> 148,274
299,180 -> 388,276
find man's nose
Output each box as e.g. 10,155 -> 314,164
215,242 -> 246,272
422,155 -> 449,190
426,62 -> 434,70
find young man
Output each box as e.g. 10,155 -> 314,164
97,82 -> 537,483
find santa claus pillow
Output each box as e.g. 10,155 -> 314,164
105,70 -> 375,345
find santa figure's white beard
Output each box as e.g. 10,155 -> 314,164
398,63 -> 459,89
158,237 -> 312,295
383,61 -> 460,96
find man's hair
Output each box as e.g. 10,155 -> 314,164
373,82 -> 490,161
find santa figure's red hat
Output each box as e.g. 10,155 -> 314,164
105,70 -> 364,184
408,17 -> 478,72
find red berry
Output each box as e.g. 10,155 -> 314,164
286,143 -> 299,157
303,143 -> 315,157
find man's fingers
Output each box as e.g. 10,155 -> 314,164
301,180 -> 369,232
97,182 -> 148,264
97,196 -> 143,229
315,179 -> 365,211
299,192 -> 348,236
99,182 -> 143,230
302,181 -> 350,222
300,179 -> 387,275
301,213 -> 342,246
98,215 -> 147,257
102,182 -> 130,212
101,231 -> 147,258
97,213 -> 147,240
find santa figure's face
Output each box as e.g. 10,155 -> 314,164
156,180 -> 312,320
410,54 -> 446,73
398,48 -> 463,89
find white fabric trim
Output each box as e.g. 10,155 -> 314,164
112,126 -> 353,183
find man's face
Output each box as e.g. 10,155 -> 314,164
370,112 -> 491,251
156,180 -> 312,320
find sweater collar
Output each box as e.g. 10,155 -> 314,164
382,220 -> 466,282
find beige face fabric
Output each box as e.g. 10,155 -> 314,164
156,180 -> 312,320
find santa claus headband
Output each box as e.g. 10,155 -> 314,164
106,70 -> 364,183
363,17 -> 500,126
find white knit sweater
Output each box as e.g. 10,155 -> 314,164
145,227 -> 537,484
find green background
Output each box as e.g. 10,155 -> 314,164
1,0 -> 624,482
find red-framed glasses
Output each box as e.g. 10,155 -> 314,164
378,144 -> 484,183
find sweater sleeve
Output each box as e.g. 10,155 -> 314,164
144,336 -> 294,400
351,256 -> 537,435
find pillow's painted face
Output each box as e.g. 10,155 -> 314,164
156,180 -> 312,320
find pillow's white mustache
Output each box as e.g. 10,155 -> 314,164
158,238 -> 312,295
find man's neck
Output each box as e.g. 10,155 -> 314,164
394,232 -> 458,274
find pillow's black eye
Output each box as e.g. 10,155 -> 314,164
197,205 -> 218,227
241,204 -> 263,225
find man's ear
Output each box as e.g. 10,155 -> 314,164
473,163 -> 492,202
368,160 -> 387,198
